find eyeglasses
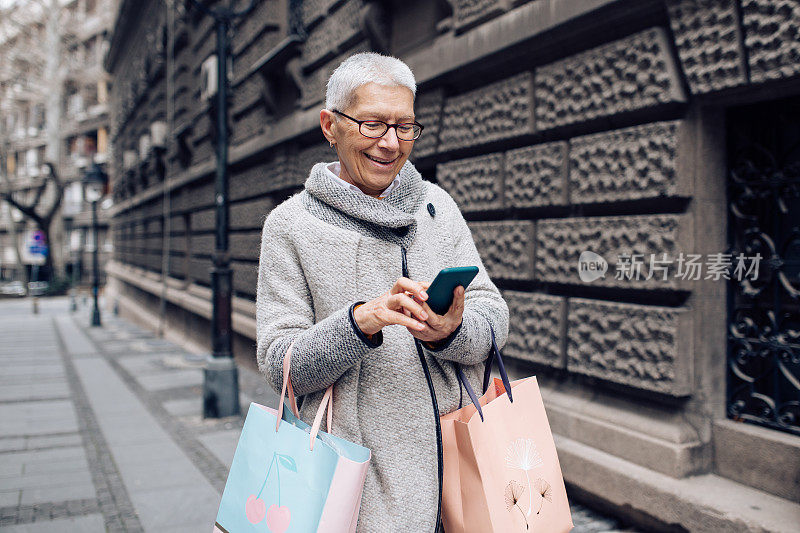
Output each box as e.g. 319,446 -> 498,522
332,110 -> 423,141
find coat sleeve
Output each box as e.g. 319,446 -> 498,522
422,193 -> 509,366
255,206 -> 381,396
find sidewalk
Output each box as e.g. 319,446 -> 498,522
0,296 -> 635,532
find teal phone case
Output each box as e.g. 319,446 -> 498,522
426,266 -> 479,315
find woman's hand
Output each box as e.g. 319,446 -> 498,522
403,281 -> 465,344
353,277 -> 431,336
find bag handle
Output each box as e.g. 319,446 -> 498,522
309,386 -> 334,451
276,340 -> 334,448
276,341 -> 301,431
456,325 -> 513,422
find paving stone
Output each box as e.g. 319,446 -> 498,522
24,433 -> 83,451
0,490 -> 20,507
0,401 -> 79,437
0,381 -> 69,398
0,514 -> 104,532
136,370 -> 204,392
19,483 -> 96,506
0,470 -> 94,492
162,398 -> 200,418
130,485 -> 219,531
53,316 -> 97,357
0,439 -> 26,453
197,430 -> 240,470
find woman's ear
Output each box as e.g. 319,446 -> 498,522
320,109 -> 336,144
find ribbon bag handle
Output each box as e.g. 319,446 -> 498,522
276,341 -> 301,432
309,385 -> 334,451
276,339 -> 335,449
456,325 -> 513,422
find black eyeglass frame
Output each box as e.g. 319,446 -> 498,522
331,109 -> 424,141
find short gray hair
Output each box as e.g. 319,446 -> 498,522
325,52 -> 417,111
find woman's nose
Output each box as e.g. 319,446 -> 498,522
377,126 -> 400,150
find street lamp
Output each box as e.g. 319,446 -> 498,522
188,0 -> 255,419
82,162 -> 107,327
62,214 -> 77,312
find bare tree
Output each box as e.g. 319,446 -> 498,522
0,159 -> 65,280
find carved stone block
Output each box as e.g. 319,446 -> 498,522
231,105 -> 267,145
742,0 -> 800,83
231,76 -> 263,119
295,142 -> 335,183
567,298 -> 691,396
440,72 -> 535,153
230,196 -> 274,230
301,0 -> 363,71
666,0 -> 747,94
168,254 -> 187,279
437,153 -> 504,212
232,260 -> 259,296
301,43 -> 370,109
169,233 -> 187,254
229,232 -> 262,261
413,88 -> 444,159
569,121 -> 691,203
535,28 -> 687,131
505,141 -> 568,208
233,0 -> 280,57
467,221 -> 535,280
451,0 -> 510,33
188,257 -> 212,286
230,151 -> 294,201
190,208 -> 216,233
303,0 -> 334,29
145,252 -> 162,273
536,214 -> 693,289
503,290 -> 565,367
191,234 -> 215,257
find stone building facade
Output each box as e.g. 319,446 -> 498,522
105,1 -> 800,530
0,0 -> 116,288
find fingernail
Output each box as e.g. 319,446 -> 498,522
420,291 -> 428,300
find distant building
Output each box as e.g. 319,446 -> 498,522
0,0 -> 117,288
105,1 -> 800,530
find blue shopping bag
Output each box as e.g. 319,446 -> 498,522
214,343 -> 370,533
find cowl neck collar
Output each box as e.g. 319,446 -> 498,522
304,160 -> 425,230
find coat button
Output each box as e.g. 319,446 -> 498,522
427,203 -> 436,217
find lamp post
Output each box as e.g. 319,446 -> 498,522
63,214 -> 77,312
82,162 -> 107,327
187,0 -> 255,419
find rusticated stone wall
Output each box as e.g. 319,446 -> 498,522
666,0 -> 747,94
534,28 -> 686,130
503,291 -> 565,367
438,71 -> 535,152
107,0 -> 800,407
566,298 -> 692,395
467,221 -> 535,280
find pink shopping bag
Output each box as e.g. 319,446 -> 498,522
441,328 -> 573,532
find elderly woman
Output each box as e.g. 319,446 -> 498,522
256,52 -> 509,531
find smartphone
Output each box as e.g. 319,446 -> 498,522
425,266 -> 479,315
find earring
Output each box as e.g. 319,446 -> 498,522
330,141 -> 335,149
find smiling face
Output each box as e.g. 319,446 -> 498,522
321,82 -> 415,198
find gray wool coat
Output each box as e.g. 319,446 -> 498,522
255,160 -> 509,532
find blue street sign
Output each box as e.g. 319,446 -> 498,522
28,244 -> 48,256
